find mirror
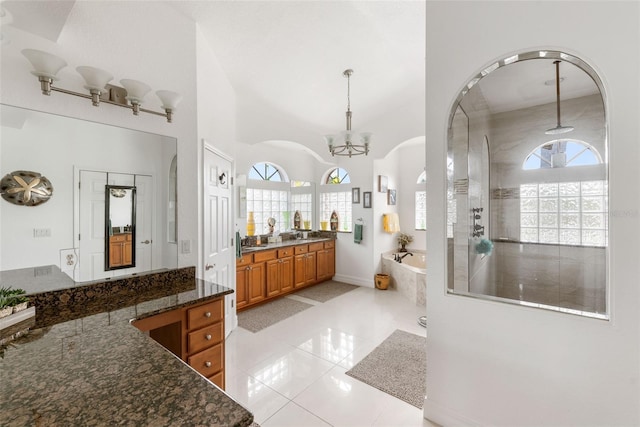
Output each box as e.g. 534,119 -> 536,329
105,185 -> 136,270
447,51 -> 608,319
0,104 -> 178,285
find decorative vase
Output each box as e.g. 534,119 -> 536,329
399,243 -> 407,252
246,212 -> 255,236
375,273 -> 390,290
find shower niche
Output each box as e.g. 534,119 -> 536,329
446,50 -> 608,319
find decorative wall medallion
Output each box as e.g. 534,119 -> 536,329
0,170 -> 53,206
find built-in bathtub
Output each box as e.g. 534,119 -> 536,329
380,249 -> 426,306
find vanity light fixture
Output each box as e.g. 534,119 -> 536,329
21,49 -> 181,123
545,60 -> 574,135
325,69 -> 372,157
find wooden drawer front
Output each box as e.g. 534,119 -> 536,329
187,321 -> 223,354
209,371 -> 224,390
236,254 -> 252,267
188,343 -> 223,378
253,249 -> 277,262
110,234 -> 127,243
278,247 -> 294,258
187,299 -> 223,330
309,242 -> 324,252
324,241 -> 335,249
294,245 -> 308,255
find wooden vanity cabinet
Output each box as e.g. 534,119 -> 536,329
109,233 -> 132,268
317,241 -> 336,281
294,244 -> 317,288
133,297 -> 226,389
235,254 -> 265,309
266,248 -> 294,297
237,240 -> 336,310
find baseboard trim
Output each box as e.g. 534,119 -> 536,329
332,274 -> 373,288
423,397 -> 481,427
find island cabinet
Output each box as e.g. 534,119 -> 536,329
316,241 -> 336,281
132,297 -> 226,389
236,254 -> 266,309
266,248 -> 294,297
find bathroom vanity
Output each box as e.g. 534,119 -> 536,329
237,237 -> 336,310
0,266 -> 253,426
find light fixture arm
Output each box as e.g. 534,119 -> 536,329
554,60 -> 562,128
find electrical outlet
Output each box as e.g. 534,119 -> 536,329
60,249 -> 77,272
181,240 -> 191,254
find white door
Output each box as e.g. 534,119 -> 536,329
133,174 -> 153,273
78,170 -> 109,282
203,144 -> 235,337
78,171 -> 153,281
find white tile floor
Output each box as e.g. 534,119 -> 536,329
225,285 -> 439,427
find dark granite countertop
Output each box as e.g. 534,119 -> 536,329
0,267 -> 254,427
241,236 -> 334,254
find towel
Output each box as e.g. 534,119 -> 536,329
235,231 -> 242,258
354,223 -> 363,244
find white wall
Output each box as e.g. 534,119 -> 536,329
425,2 -> 639,426
0,2 -> 199,270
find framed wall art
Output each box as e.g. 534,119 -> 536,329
378,175 -> 388,193
363,191 -> 372,208
352,187 -> 360,204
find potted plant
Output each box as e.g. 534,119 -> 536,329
0,287 -> 29,315
397,233 -> 413,252
0,295 -> 12,318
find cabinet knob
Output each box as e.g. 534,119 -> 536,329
205,334 -> 212,340
205,361 -> 212,368
205,312 -> 212,318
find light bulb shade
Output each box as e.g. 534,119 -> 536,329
120,79 -> 151,104
545,125 -> 574,135
21,49 -> 67,80
76,66 -> 113,91
324,135 -> 336,147
360,132 -> 372,145
156,90 -> 182,111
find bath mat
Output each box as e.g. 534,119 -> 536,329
346,329 -> 426,408
238,297 -> 313,333
293,280 -> 359,303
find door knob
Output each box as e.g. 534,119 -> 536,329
141,240 -> 150,244
205,263 -> 215,271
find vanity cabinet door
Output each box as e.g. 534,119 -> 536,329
279,256 -> 294,293
236,266 -> 249,309
266,259 -> 281,297
317,247 -> 335,281
247,262 -> 266,304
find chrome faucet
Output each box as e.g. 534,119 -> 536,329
395,252 -> 413,263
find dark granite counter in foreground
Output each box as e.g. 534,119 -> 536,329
0,267 -> 253,427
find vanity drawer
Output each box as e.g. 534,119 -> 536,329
110,234 -> 128,243
187,298 -> 223,330
254,249 -> 277,262
188,343 -> 223,378
236,254 -> 252,267
309,242 -> 324,252
209,370 -> 224,389
278,247 -> 294,258
294,245 -> 308,255
324,241 -> 335,249
187,321 -> 223,354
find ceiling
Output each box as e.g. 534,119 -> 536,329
1,2 -> 600,142
2,0 -> 426,143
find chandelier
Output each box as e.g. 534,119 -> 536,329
325,69 -> 372,157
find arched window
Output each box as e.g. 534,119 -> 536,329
320,167 -> 352,232
248,162 -> 285,181
246,162 -> 289,234
415,171 -> 427,230
520,141 -> 607,246
523,140 -> 602,170
325,167 -> 351,184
